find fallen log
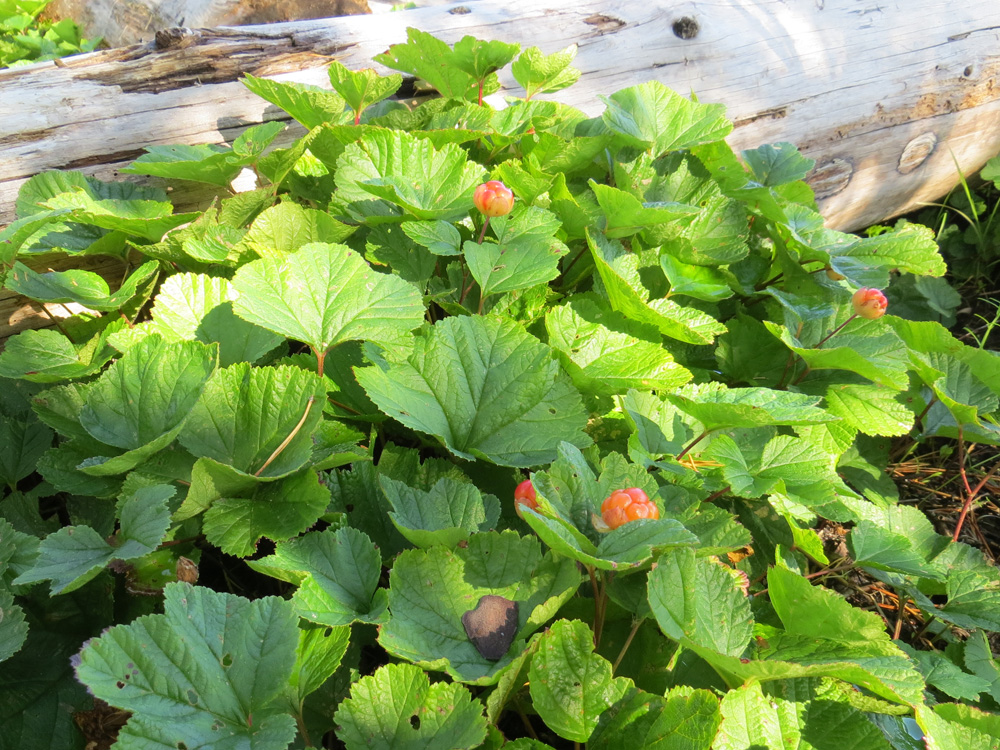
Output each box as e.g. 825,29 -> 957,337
2,0 -> 1000,338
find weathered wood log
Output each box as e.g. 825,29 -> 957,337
44,0 -> 371,47
2,0 -> 1000,338
4,0 -> 1000,229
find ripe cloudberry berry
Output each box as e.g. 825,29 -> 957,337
600,487 -> 659,530
514,479 -> 538,518
851,287 -> 888,320
473,181 -> 514,217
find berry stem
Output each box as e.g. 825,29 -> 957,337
816,313 -> 858,349
477,216 -> 491,245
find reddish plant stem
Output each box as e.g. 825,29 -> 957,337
477,216 -> 491,245
815,313 -> 858,349
953,430 -> 1000,542
790,366 -> 812,387
677,430 -> 711,461
703,486 -> 731,503
254,349 -> 325,477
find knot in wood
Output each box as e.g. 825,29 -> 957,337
155,27 -> 199,50
897,132 -> 938,174
672,17 -> 700,39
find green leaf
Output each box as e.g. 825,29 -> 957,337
825,383 -> 914,436
336,129 -> 487,222
4,260 -> 158,312
356,315 -> 590,467
43,189 -> 199,240
401,219 -> 463,256
452,36 -> 520,80
918,703 -> 1000,750
660,254 -> 734,302
327,61 -> 402,119
741,142 -> 814,186
910,351 -> 998,426
379,532 -> 581,684
715,680 -> 892,750
202,469 -> 331,557
0,628 -> 94,748
36,439 -> 124,498
964,629 -> 1000,703
373,28 -> 487,102
589,181 -> 698,239
79,335 -> 216,453
14,485 -> 173,594
589,686 -> 721,750
600,81 -> 732,155
231,242 -> 424,353
0,208 -> 73,264
465,205 -> 568,297
381,475 -> 500,549
512,44 -> 581,99
74,582 -> 299,749
899,644 -> 989,702
836,221 -> 946,279
528,619 -> 630,743
939,568 -> 1000,632
16,170 -> 166,218
666,383 -> 834,431
285,623 -> 351,712
767,318 -> 910,390
545,295 -> 692,396
622,390 -> 693,461
0,412 -> 52,488
0,589 -> 28,663
122,143 -> 241,187
0,327 -> 117,383
521,507 -> 697,572
334,662 -> 488,750
706,434 -> 842,507
666,195 -> 750,266
242,73 -> 348,129
250,526 -> 387,627
178,363 -> 326,478
241,201 -> 356,258
647,547 -> 754,657
145,272 -> 284,367
587,229 -> 727,345
849,520 -> 944,579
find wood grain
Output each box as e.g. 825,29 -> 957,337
3,0 -> 1000,337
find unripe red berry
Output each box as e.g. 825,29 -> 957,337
473,181 -> 514,217
514,479 -> 538,518
600,487 -> 659,530
851,287 -> 888,320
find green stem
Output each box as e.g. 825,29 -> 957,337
295,709 -> 314,748
612,619 -> 642,674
